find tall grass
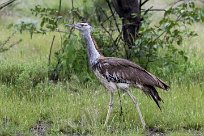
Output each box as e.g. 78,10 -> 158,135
0,77 -> 203,135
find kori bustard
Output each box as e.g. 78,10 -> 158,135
65,23 -> 169,129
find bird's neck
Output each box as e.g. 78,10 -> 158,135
82,32 -> 101,66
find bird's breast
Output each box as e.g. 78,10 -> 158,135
93,68 -> 131,92
93,69 -> 117,92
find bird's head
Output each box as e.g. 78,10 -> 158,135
65,22 -> 92,34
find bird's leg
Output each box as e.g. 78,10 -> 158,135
118,90 -> 123,116
104,92 -> 114,127
126,90 -> 146,129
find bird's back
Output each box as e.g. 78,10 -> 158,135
92,57 -> 169,108
93,57 -> 168,89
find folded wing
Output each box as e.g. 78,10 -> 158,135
92,57 -> 169,109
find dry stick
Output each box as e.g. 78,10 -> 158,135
0,39 -> 22,53
68,0 -> 75,40
7,39 -> 22,48
141,8 -> 166,12
142,6 -> 166,16
1,31 -> 16,48
48,35 -> 55,66
48,35 -> 56,76
58,0 -> 62,15
100,14 -> 114,25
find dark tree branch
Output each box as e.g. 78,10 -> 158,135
0,39 -> 21,53
0,31 -> 21,53
170,0 -> 183,6
169,0 -> 190,7
143,6 -> 153,15
0,0 -> 17,10
141,0 -> 150,7
100,14 -> 114,25
58,0 -> 62,15
48,35 -> 55,67
141,8 -> 166,12
97,6 -> 120,51
105,0 -> 121,33
139,0 -> 142,11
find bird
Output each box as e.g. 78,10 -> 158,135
65,22 -> 169,129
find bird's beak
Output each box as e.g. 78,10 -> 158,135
65,24 -> 81,30
65,24 -> 75,27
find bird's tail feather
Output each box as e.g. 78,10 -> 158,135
143,85 -> 162,110
157,78 -> 169,90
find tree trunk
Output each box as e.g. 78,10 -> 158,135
112,0 -> 141,58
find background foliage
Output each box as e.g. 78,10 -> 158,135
15,0 -> 204,82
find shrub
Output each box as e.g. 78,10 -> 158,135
13,1 -> 204,82
0,61 -> 47,88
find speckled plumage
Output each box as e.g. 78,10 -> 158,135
66,22 -> 169,129
92,57 -> 169,108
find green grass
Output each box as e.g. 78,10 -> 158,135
0,79 -> 203,135
0,0 -> 204,135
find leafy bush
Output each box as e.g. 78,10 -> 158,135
128,2 -> 204,79
13,1 -> 204,82
50,34 -> 94,82
0,61 -> 47,88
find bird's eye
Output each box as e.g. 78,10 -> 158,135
81,24 -> 87,27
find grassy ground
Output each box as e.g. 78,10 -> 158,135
0,76 -> 204,135
0,0 -> 204,135
0,76 -> 203,135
